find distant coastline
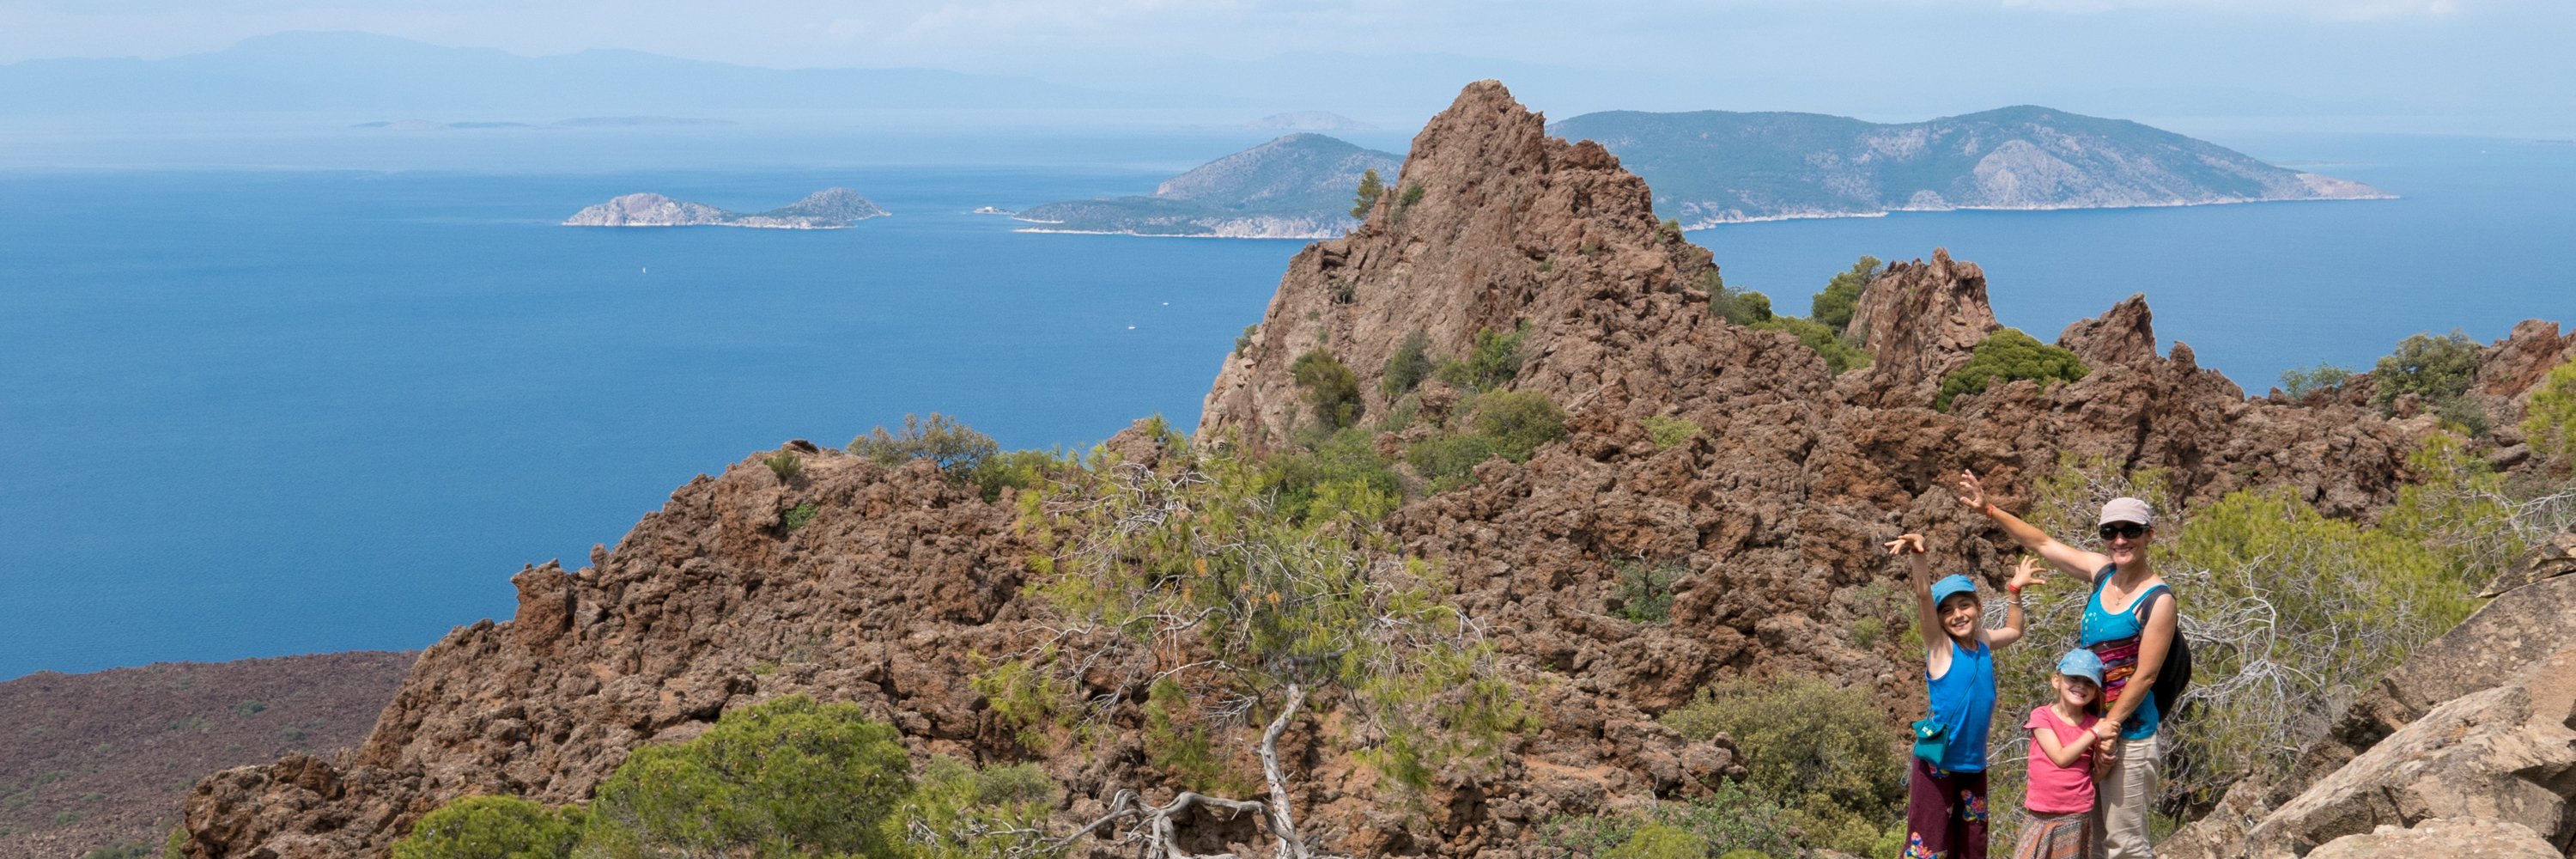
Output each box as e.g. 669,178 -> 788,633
563,188 -> 889,228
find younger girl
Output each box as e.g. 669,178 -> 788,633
2016,650 -> 2108,859
1886,535 -> 2039,859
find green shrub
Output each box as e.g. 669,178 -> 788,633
1261,427 -> 1402,523
1849,617 -> 1883,649
1399,185 -> 1425,209
1612,560 -> 1684,623
2278,362 -> 2354,399
2524,361 -> 2576,460
1642,414 -> 1699,449
1749,315 -> 1871,375
1382,330 -> 1436,397
1537,781 -> 1800,859
1810,256 -> 1880,334
1436,324 -> 1529,393
1935,328 -> 2087,411
896,757 -> 1065,859
232,700 -> 264,717
849,413 -> 1000,474
1407,432 -> 1498,490
391,795 -> 584,859
1350,168 -> 1384,219
2371,329 -> 2481,412
582,696 -> 913,859
1659,675 -> 1904,858
1604,823 -> 1704,859
966,448 -> 1065,503
1234,324 -> 1260,358
781,503 -> 819,532
1475,391 -> 1567,462
1292,349 -> 1365,430
1705,270 -> 1774,326
762,450 -> 801,482
1655,219 -> 1686,246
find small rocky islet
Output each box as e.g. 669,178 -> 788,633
562,187 -> 888,228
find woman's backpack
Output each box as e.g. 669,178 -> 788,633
2138,585 -> 2192,715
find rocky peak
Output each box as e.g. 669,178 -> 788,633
1842,248 -> 2004,408
1199,80 -> 1724,442
2055,293 -> 2160,369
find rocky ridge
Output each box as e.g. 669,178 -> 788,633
562,188 -> 889,228
181,82 -> 2571,859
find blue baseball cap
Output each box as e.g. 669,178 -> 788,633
2057,649 -> 2105,686
1929,575 -> 1979,609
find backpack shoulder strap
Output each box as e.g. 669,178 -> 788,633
2134,583 -> 2173,622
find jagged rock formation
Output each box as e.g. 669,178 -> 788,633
562,188 -> 889,228
1016,134 -> 1400,239
1548,106 -> 2395,227
181,82 -> 2573,859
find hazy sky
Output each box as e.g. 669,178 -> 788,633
6,0 -> 2570,129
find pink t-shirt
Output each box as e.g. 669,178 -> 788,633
2024,705 -> 2100,813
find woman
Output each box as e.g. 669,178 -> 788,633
1955,469 -> 2175,859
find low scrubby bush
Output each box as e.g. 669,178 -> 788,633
1259,426 -> 1403,522
1475,391 -> 1567,461
583,696 -> 913,859
1642,415 -> 1699,449
391,795 -> 584,859
1704,270 -> 1773,326
1610,559 -> 1684,623
1382,330 -> 1435,397
762,450 -> 801,482
1535,781 -> 1801,859
1750,315 -> 1871,375
2524,361 -> 2576,462
1436,325 -> 1529,393
1658,675 -> 1905,859
1292,348 -> 1365,430
2371,329 -> 2480,412
2277,362 -> 2354,399
850,413 -> 999,473
1935,328 -> 2087,411
1810,256 -> 1880,334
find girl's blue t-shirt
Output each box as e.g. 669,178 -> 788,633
1926,637 -> 1996,772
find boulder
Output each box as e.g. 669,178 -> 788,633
2237,685 -> 2576,856
2305,817 -> 2563,859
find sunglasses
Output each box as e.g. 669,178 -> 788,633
2099,522 -> 2148,541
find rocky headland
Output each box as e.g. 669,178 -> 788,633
1550,106 -> 2395,226
172,82 -> 2573,859
1016,133 -> 1400,239
562,188 -> 888,228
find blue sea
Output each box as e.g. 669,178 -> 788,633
3,128 -> 2572,679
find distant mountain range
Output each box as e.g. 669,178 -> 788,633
1016,133 -> 1401,239
564,189 -> 889,228
1550,106 -> 2394,226
0,31 -> 1170,114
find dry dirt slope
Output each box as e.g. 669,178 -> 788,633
173,81 -> 2576,859
0,652 -> 413,859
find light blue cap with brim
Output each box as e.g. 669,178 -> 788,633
2057,649 -> 2106,685
1929,574 -> 1979,609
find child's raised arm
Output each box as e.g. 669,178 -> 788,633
1885,533 -> 1945,657
1984,557 -> 2045,650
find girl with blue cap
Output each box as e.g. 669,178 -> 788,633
2015,649 -> 2109,859
1885,533 -> 2043,859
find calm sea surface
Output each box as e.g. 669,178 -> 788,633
3,131 -> 2571,679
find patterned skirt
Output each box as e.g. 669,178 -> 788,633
2012,809 -> 2094,859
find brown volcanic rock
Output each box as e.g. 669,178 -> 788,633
183,82 -> 2552,859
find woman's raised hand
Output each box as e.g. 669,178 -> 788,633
1954,469 -> 1988,513
1883,533 -> 1928,556
2008,557 -> 2049,592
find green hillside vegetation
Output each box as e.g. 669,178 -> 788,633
1551,107 -> 2383,225
1017,134 -> 1400,236
1708,259 -> 1876,375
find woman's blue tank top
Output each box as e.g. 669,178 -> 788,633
2082,568 -> 2166,740
1926,637 -> 1996,772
